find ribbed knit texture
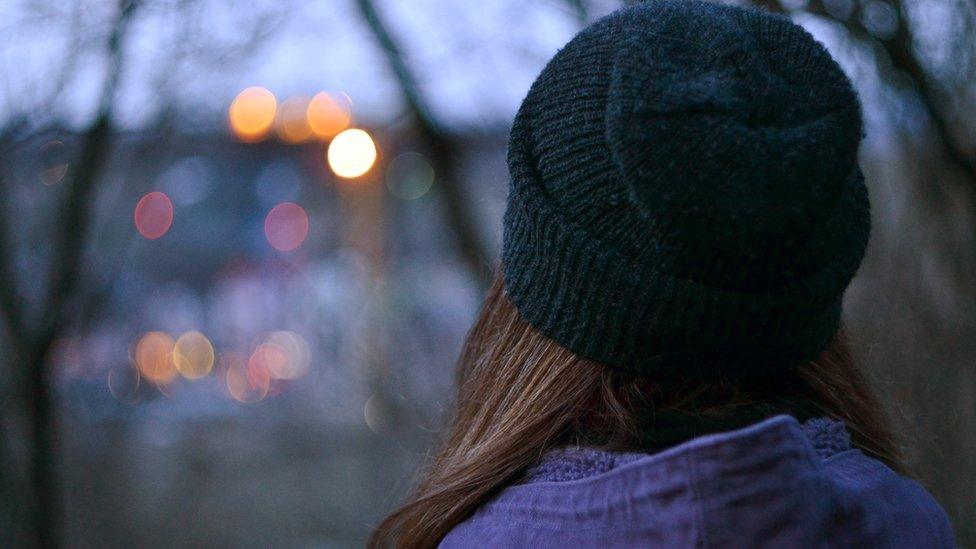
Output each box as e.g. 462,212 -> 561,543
502,0 -> 870,377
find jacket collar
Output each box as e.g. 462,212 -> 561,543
520,415 -> 850,484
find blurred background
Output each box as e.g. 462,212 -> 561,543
0,0 -> 973,546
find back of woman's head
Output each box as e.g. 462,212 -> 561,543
370,272 -> 901,548
373,1 -> 895,546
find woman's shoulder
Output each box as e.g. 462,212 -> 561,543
442,415 -> 955,548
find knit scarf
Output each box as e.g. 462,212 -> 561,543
629,396 -> 824,453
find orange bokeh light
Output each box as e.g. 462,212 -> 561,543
264,202 -> 309,252
134,191 -> 174,240
222,352 -> 261,403
276,96 -> 314,144
173,331 -> 215,380
306,92 -> 351,139
229,86 -> 277,142
247,345 -> 278,390
134,331 -> 177,384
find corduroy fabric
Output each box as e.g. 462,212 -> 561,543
502,0 -> 871,377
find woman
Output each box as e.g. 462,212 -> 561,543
373,1 -> 955,547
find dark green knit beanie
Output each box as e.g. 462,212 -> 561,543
502,0 -> 870,377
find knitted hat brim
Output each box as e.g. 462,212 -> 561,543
502,104 -> 870,377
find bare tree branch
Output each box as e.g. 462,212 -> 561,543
179,6 -> 290,70
34,3 -> 88,125
562,0 -> 589,24
17,2 -> 141,547
754,0 -> 976,186
352,0 -> 492,285
0,149 -> 28,345
36,0 -> 137,342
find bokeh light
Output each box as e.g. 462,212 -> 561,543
247,345 -> 278,390
862,0 -> 898,39
260,331 -> 310,380
264,202 -> 309,252
327,128 -> 377,179
107,367 -> 141,405
159,156 -> 215,206
223,352 -> 268,403
276,96 -> 314,143
229,86 -> 277,142
38,140 -> 68,186
265,377 -> 288,398
134,331 -> 177,385
173,331 -> 215,380
386,152 -> 435,200
306,92 -> 351,138
364,394 -> 385,434
134,191 -> 174,240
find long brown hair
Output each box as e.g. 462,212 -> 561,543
370,269 -> 902,548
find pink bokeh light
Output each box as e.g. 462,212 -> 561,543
134,191 -> 174,240
264,202 -> 309,252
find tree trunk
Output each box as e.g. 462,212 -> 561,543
25,340 -> 58,548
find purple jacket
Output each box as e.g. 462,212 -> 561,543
441,415 -> 954,548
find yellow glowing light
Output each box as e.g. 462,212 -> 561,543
229,87 -> 277,142
276,96 -> 314,143
134,332 -> 177,384
306,92 -> 351,138
327,128 -> 377,178
173,331 -> 215,380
